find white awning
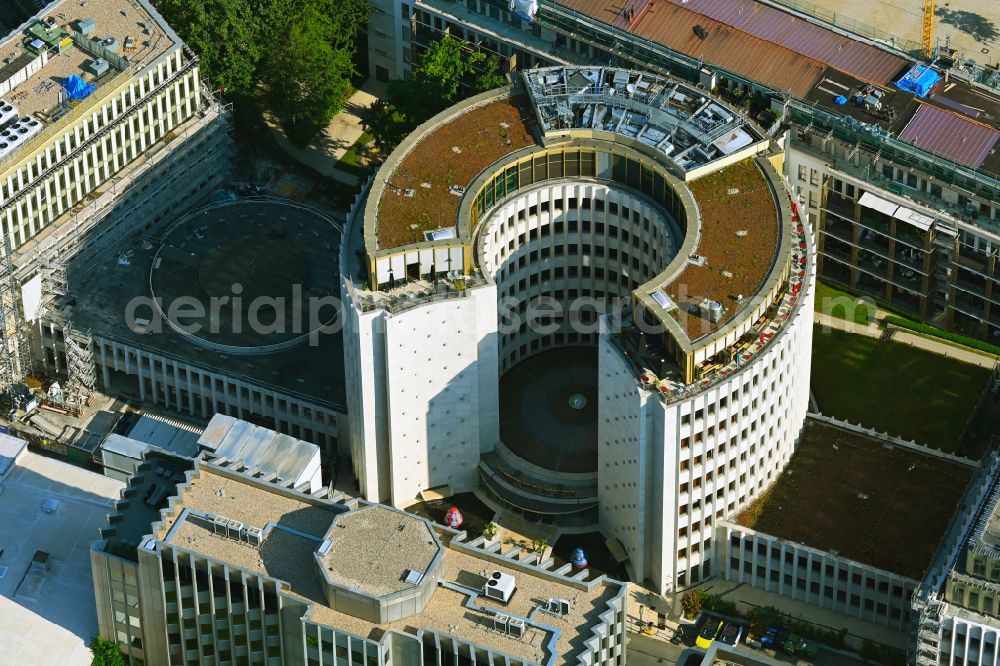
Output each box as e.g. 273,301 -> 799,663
893,206 -> 934,232
858,191 -> 898,217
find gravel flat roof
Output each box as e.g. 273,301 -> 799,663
0,0 -> 175,118
160,467 -> 624,664
321,506 -> 441,597
158,468 -> 337,544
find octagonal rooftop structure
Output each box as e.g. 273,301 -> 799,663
316,504 -> 445,623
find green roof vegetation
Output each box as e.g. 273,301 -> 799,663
737,421 -> 973,579
811,326 -> 991,452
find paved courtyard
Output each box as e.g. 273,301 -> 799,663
499,346 -> 599,473
0,452 -> 123,666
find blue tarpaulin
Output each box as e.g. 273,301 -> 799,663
62,74 -> 96,101
894,64 -> 941,98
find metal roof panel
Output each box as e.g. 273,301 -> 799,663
661,0 -> 907,85
898,104 -> 1000,168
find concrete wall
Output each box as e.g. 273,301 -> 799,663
479,181 -> 680,371
597,332 -> 662,588
718,522 -> 917,631
935,609 -> 1000,666
383,285 -> 498,505
37,331 -> 341,449
1,47 -> 202,252
598,270 -> 814,594
342,300 -> 392,503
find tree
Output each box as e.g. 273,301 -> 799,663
482,521 -> 499,540
680,589 -> 707,619
531,538 -> 548,556
89,636 -> 126,666
359,96 -> 414,154
362,37 -> 507,153
474,55 -> 507,94
746,605 -> 783,638
414,36 -> 486,103
702,593 -> 738,617
268,7 -> 353,145
266,0 -> 368,146
160,0 -> 369,143
158,0 -> 264,94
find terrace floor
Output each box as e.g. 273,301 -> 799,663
735,420 -> 973,580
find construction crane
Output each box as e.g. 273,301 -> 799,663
921,0 -> 935,61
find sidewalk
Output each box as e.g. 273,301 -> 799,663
814,311 -> 999,369
266,78 -> 387,185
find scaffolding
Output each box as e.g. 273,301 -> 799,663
36,248 -> 67,318
61,321 -> 97,405
0,212 -> 29,401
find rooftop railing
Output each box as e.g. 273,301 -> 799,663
788,99 -> 1000,203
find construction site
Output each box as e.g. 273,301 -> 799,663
0,1 -> 347,477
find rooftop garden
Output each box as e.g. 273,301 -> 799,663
375,96 -> 537,249
736,421 -> 972,579
665,159 -> 781,341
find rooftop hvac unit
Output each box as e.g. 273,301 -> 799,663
508,618 -> 526,638
0,100 -> 18,128
226,519 -> 243,538
77,18 -> 96,35
484,571 -> 516,604
89,57 -> 109,76
494,614 -> 509,632
544,598 -> 571,616
708,300 -> 722,323
243,525 -> 263,547
213,515 -> 229,535
699,299 -> 722,323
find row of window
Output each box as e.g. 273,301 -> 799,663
729,558 -> 911,620
2,54 -> 189,203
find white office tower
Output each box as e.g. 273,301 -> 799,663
342,68 -> 815,593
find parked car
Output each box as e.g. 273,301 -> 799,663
783,633 -> 802,656
759,626 -> 788,648
696,619 -> 723,649
718,622 -> 744,647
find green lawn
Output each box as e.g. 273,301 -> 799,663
813,280 -> 874,325
333,131 -> 372,177
811,327 -> 990,451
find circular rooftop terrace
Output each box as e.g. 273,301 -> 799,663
150,200 -> 341,355
363,67 -> 796,381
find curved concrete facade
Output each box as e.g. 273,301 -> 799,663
477,180 -> 683,371
597,277 -> 813,590
342,69 -> 814,594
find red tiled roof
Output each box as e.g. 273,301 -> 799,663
552,0 -> 910,96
